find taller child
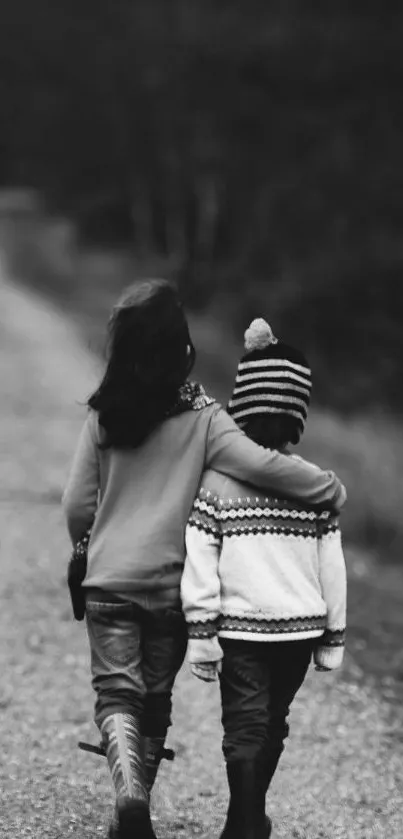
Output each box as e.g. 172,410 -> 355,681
62,280 -> 346,839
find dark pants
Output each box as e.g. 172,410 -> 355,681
85,588 -> 188,736
219,638 -> 314,786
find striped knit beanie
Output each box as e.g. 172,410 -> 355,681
227,318 -> 312,431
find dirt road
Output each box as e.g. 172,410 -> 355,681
0,266 -> 401,838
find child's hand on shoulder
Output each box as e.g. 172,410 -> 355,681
191,661 -> 222,682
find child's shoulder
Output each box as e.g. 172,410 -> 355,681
288,454 -> 340,524
197,469 -> 228,501
197,470 -> 256,507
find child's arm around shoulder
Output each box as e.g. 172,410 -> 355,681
181,471 -> 224,679
205,404 -> 346,513
315,512 -> 347,671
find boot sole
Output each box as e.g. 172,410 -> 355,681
118,798 -> 155,839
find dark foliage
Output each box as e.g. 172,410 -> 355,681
0,2 -> 402,409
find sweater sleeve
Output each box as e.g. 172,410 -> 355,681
62,413 -> 100,545
206,405 -> 346,512
314,515 -> 347,670
181,490 -> 224,665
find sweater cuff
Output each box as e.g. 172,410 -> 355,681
322,628 -> 346,647
187,618 -> 218,639
314,644 -> 344,670
188,637 -> 223,665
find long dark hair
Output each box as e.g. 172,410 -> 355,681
88,279 -> 196,449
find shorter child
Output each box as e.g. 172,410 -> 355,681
181,319 -> 347,839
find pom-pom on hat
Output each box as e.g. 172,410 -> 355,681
227,318 -> 312,431
244,318 -> 278,352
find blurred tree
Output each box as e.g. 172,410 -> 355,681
0,0 -> 402,409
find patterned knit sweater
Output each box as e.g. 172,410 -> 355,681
181,464 -> 347,670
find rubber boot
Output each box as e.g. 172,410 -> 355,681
256,767 -> 272,839
255,745 -> 286,839
101,713 -> 156,839
220,760 -> 268,839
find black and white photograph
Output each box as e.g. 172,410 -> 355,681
0,4 -> 401,838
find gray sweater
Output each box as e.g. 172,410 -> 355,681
62,398 -> 345,593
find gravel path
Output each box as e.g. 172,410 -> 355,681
0,265 -> 401,839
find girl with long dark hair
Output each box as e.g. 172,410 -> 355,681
63,280 -> 345,839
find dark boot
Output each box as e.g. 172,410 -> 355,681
144,736 -> 175,793
101,713 -> 156,839
256,768 -> 272,839
220,760 -> 268,839
255,745 -> 285,839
